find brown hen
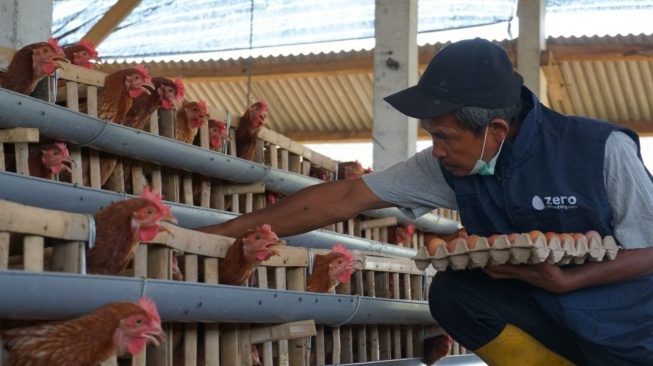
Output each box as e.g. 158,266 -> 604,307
62,39 -> 100,69
95,65 -> 153,186
27,141 -> 75,179
219,224 -> 282,286
307,243 -> 363,293
87,186 -> 177,275
175,99 -> 208,144
423,333 -> 452,365
0,37 -> 68,95
235,100 -> 268,161
1,297 -> 164,366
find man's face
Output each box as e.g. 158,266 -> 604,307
420,113 -> 496,177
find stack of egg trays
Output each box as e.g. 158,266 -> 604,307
412,233 -> 620,271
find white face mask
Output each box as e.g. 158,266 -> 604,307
468,126 -> 505,176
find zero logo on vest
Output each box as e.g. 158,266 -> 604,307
532,195 -> 578,211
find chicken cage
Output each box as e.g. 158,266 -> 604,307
0,44 -> 469,366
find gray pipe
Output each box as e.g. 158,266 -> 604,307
0,271 -> 434,326
0,171 -> 418,258
0,88 -> 459,234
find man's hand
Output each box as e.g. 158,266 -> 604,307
483,263 -> 571,293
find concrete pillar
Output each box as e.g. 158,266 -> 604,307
0,0 -> 53,49
517,0 -> 549,105
372,0 -> 418,171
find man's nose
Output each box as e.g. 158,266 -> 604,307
431,144 -> 446,158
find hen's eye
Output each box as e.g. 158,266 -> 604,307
255,234 -> 261,240
145,209 -> 154,215
135,318 -> 143,324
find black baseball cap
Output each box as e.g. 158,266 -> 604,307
384,38 -> 524,119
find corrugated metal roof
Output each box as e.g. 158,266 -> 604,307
52,0 -> 517,60
96,34 -> 653,142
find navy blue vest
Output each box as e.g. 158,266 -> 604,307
442,88 -> 650,238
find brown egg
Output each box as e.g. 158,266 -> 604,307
467,235 -> 481,250
507,233 -> 520,243
585,230 -> 601,242
427,238 -> 447,256
571,232 -> 586,241
487,234 -> 500,246
528,230 -> 545,242
446,237 -> 466,253
558,233 -> 573,242
544,231 -> 558,242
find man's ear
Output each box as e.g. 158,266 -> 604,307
489,118 -> 510,141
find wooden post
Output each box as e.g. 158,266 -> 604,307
314,326 -> 325,365
51,241 -> 83,273
204,258 -> 220,365
221,324 -> 240,365
379,326 -> 391,360
159,110 -> 179,203
198,122 -> 211,208
0,232 -> 9,270
65,81 -> 84,186
148,111 -> 163,190
86,86 -> 102,188
14,142 -> 29,175
393,325 -> 402,359
287,267 -> 307,365
131,244 -> 148,366
183,254 -> 198,365
23,235 -> 44,272
147,246 -> 172,366
255,266 -> 273,366
275,267 -> 289,366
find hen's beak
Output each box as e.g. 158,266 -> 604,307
351,259 -> 364,271
61,156 -> 76,170
92,56 -> 103,69
140,79 -> 155,95
144,326 -> 166,347
267,239 -> 284,256
53,56 -> 71,64
158,215 -> 178,235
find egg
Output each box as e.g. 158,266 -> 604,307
544,231 -> 558,242
446,237 -> 466,253
427,238 -> 447,256
467,235 -> 481,250
487,234 -> 499,246
585,230 -> 601,243
528,230 -> 545,243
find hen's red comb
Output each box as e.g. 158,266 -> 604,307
48,37 -> 65,56
135,64 -> 150,78
332,243 -> 356,262
174,78 -> 185,100
54,142 -> 69,155
257,99 -> 268,112
405,224 -> 416,236
78,39 -> 98,58
199,99 -> 208,114
138,297 -> 161,324
259,224 -> 274,235
141,186 -> 171,215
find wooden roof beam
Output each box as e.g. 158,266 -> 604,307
83,0 -> 143,46
542,44 -> 653,63
284,129 -> 432,144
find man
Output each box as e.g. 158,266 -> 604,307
199,38 -> 653,365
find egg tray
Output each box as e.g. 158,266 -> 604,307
412,233 -> 620,271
